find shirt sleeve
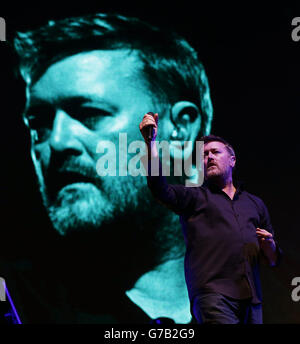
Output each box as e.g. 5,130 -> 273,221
146,156 -> 196,215
258,199 -> 283,267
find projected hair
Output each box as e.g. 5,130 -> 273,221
13,13 -> 213,137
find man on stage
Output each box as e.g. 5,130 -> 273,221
140,112 -> 282,324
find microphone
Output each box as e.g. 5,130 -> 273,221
146,112 -> 155,142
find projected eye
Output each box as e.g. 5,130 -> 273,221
68,106 -> 112,129
24,106 -> 54,142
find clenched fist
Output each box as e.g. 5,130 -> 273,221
139,112 -> 159,143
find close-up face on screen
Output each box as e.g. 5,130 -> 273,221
0,2 -> 299,331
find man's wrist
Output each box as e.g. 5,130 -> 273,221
264,240 -> 278,266
146,140 -> 158,159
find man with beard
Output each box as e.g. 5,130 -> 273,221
140,113 -> 282,324
0,13 -> 213,323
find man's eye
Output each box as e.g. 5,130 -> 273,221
26,117 -> 51,142
25,105 -> 54,128
31,128 -> 51,143
70,107 -> 111,119
25,113 -> 53,143
204,151 -> 220,156
69,107 -> 111,129
26,115 -> 51,130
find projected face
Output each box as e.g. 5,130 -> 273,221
204,141 -> 235,181
24,49 -> 158,236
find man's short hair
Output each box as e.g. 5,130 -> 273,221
201,134 -> 236,157
13,12 -> 213,137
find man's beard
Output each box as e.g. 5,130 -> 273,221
32,155 -> 186,271
205,165 -> 221,180
37,158 -> 149,236
205,165 -> 231,185
47,183 -> 113,236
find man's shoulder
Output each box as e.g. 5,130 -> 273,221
170,183 -> 207,202
241,189 -> 267,210
171,183 -> 206,192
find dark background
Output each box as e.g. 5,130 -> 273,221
1,2 -> 299,323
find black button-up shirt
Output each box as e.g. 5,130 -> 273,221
147,166 -> 281,306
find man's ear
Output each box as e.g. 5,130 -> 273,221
230,155 -> 236,168
169,101 -> 201,158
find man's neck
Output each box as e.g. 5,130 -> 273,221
207,175 -> 236,200
32,211 -> 186,314
222,182 -> 236,200
126,257 -> 191,324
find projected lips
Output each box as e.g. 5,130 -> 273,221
45,170 -> 97,200
55,171 -> 94,189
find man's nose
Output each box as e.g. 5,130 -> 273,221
207,152 -> 214,160
49,110 -> 84,155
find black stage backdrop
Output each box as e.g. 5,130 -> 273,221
1,2 -> 299,323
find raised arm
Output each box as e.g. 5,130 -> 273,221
139,112 -> 195,215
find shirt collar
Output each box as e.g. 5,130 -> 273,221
235,180 -> 245,194
203,179 -> 245,194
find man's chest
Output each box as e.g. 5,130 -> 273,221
183,193 -> 261,244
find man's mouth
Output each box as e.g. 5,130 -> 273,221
46,171 -> 95,194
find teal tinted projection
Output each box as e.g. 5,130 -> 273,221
11,13 -> 213,324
